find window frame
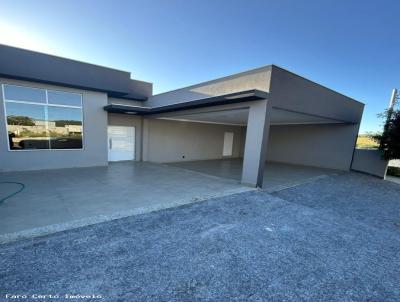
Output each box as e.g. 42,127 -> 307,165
2,83 -> 85,152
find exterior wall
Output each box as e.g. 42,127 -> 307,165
0,62 -> 366,173
108,97 -> 144,107
265,124 -> 359,170
147,66 -> 271,107
351,149 -> 388,178
108,113 -> 143,161
269,66 -> 364,123
0,78 -> 108,172
126,79 -> 153,100
143,118 -> 246,163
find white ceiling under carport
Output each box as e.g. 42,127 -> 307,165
158,107 -> 347,126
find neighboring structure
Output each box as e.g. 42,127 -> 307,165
0,44 -> 364,187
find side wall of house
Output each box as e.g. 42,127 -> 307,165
266,124 -> 359,170
143,119 -> 246,163
0,78 -> 108,172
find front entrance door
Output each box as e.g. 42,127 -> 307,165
108,126 -> 135,161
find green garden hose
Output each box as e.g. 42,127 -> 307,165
0,182 -> 25,204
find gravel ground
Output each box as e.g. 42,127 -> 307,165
273,172 -> 400,231
1,173 -> 400,301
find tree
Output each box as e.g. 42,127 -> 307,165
7,115 -> 35,126
374,109 -> 400,160
54,120 -> 81,127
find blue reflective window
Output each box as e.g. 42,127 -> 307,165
5,102 -> 49,150
3,84 -> 46,103
48,107 -> 83,149
3,84 -> 84,150
48,90 -> 82,106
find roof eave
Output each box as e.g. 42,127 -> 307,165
104,89 -> 268,115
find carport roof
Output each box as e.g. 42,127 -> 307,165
104,89 -> 268,115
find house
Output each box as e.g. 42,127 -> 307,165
0,44 -> 364,188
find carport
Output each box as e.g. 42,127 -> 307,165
106,88 -> 357,188
106,90 -> 271,187
154,105 -> 347,189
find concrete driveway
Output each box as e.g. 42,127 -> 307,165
0,160 -> 334,243
0,161 -> 251,242
1,173 -> 399,301
168,159 -> 338,192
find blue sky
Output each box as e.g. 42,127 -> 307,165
1,0 -> 399,133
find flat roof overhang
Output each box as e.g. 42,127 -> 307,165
103,89 -> 268,115
157,107 -> 355,126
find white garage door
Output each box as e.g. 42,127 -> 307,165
108,126 -> 135,161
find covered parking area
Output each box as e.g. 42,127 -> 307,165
109,65 -> 364,189
106,87 -> 360,189
168,160 -> 338,192
152,104 -> 350,189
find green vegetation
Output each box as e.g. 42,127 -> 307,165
387,166 -> 400,177
17,130 -> 47,138
374,109 -> 400,161
11,129 -> 81,138
7,115 -> 35,126
356,134 -> 379,149
54,120 -> 82,127
49,132 -> 82,138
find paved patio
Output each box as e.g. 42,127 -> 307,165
168,159 -> 339,191
1,173 -> 399,301
0,161 -> 251,242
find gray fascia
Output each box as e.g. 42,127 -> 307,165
104,90 -> 269,115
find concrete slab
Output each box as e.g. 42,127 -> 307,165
0,162 -> 252,243
168,159 -> 340,191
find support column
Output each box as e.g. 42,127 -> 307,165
142,118 -> 149,162
241,100 -> 272,187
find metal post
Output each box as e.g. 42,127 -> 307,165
389,88 -> 398,110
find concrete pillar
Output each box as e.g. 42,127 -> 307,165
142,118 -> 149,161
241,100 -> 272,187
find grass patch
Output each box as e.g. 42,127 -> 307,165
357,135 -> 379,149
387,166 -> 400,177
